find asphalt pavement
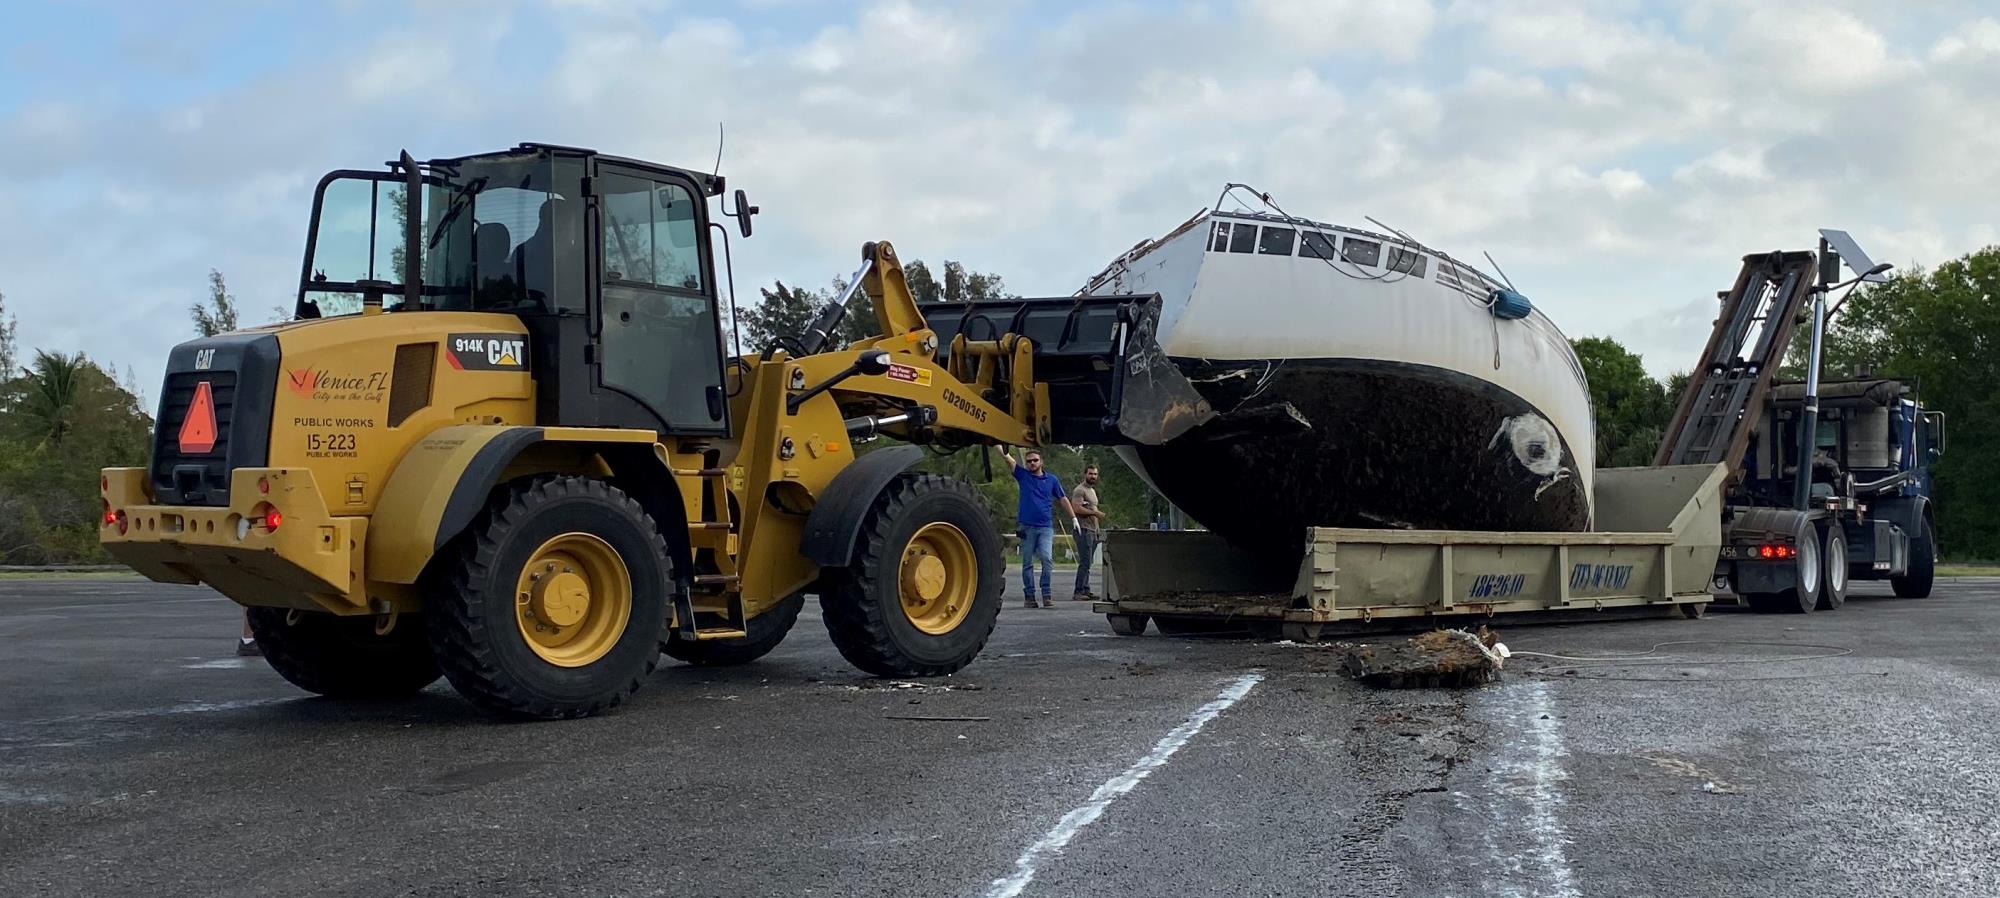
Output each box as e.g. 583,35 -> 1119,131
3,573 -> 1997,898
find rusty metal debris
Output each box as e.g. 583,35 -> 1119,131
1335,628 -> 1508,689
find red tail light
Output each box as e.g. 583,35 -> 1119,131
264,508 -> 282,531
1758,545 -> 1774,559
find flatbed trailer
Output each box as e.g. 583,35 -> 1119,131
1094,464 -> 1726,637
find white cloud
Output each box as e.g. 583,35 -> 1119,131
1931,18 -> 2000,61
1245,0 -> 1438,61
2,0 -> 1998,391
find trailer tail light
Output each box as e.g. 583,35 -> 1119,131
265,508 -> 283,531
1755,544 -> 1795,559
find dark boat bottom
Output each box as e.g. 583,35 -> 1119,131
1126,358 -> 1590,553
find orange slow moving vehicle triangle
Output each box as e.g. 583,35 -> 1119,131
179,381 -> 218,454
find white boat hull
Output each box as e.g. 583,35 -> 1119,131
1085,210 -> 1595,546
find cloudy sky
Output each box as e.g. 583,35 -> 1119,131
4,0 -> 1998,392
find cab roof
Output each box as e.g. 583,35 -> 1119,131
420,142 -> 726,197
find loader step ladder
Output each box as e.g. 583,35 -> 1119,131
673,460 -> 750,640
1655,251 -> 1819,474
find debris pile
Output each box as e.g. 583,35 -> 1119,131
1335,628 -> 1509,689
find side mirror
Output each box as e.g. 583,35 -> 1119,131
855,350 -> 892,376
732,188 -> 759,238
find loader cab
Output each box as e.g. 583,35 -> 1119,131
295,143 -> 734,436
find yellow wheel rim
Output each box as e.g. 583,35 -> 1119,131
514,532 -> 632,668
900,522 -> 977,635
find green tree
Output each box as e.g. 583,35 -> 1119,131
739,280 -> 821,351
1572,336 -> 1674,467
19,350 -> 85,446
1813,249 -> 2000,558
0,353 -> 152,563
191,269 -> 239,336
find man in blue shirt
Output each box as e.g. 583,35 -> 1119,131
1001,447 -> 1076,608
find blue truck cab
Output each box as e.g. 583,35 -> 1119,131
1749,376 -> 1944,596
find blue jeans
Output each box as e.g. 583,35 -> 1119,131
1020,525 -> 1054,599
1073,528 -> 1099,597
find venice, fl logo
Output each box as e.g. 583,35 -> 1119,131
288,367 -> 389,402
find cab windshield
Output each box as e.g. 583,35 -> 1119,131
298,151 -> 584,317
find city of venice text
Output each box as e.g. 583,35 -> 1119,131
289,368 -> 389,403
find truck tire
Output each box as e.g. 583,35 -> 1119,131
1892,517 -> 1935,598
427,476 -> 670,719
1748,522 -> 1821,614
663,593 -> 805,666
1816,525 -> 1848,610
247,607 -> 441,698
819,473 -> 1003,677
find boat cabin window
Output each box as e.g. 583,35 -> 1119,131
1209,220 -> 1259,254
1258,227 -> 1295,256
1228,223 -> 1256,253
1342,237 -> 1381,267
1387,247 -> 1427,277
1299,232 -> 1336,259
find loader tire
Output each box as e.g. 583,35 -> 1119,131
663,593 -> 805,666
246,607 -> 441,699
1892,518 -> 1935,598
427,476 -> 670,719
819,473 -> 1003,677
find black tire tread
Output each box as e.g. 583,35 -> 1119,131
819,473 -> 1001,677
247,607 -> 441,699
426,475 -> 668,719
1816,527 -> 1848,611
1892,518 -> 1935,598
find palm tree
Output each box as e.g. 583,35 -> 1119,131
22,350 -> 84,446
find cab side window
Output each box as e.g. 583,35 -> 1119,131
596,170 -> 724,432
599,176 -> 704,293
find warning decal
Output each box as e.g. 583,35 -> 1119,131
885,363 -> 932,386
179,381 -> 218,454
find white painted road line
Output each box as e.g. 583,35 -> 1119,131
1469,680 -> 1579,898
982,671 -> 1265,898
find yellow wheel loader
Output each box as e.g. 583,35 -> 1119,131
101,144 -> 1211,718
